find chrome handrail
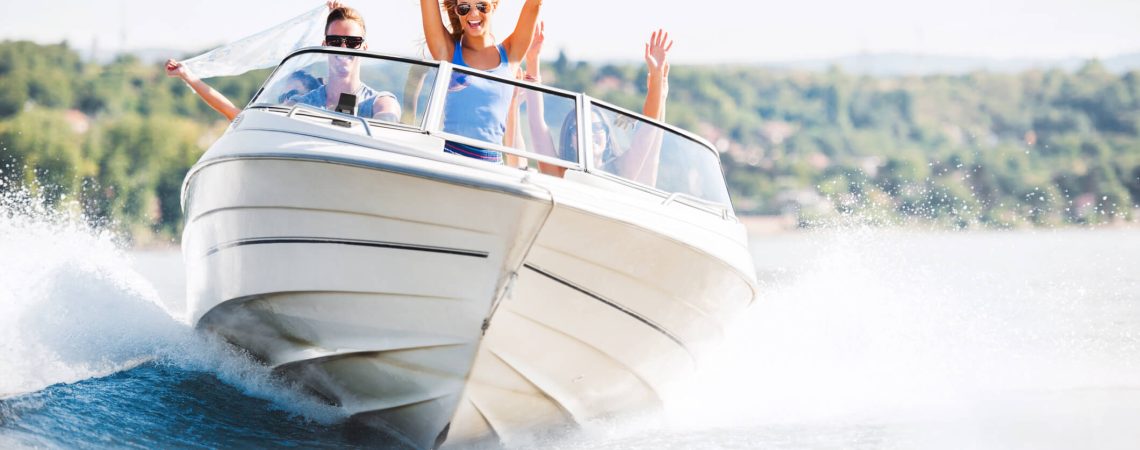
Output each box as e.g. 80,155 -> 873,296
255,48 -> 734,215
662,191 -> 734,219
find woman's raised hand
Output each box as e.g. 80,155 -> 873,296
644,29 -> 673,78
165,59 -> 192,81
326,1 -> 344,10
525,21 -> 546,72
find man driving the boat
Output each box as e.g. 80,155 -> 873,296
285,6 -> 402,122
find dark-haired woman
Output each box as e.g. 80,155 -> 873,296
524,22 -> 673,184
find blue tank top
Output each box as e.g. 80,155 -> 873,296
442,41 -> 513,162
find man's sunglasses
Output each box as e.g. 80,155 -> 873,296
455,2 -> 490,16
325,35 -> 365,49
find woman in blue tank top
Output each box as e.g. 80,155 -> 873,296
418,0 -> 544,163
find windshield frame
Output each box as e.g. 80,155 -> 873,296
245,46 -> 442,132
585,97 -> 734,212
427,63 -> 589,171
245,47 -> 735,217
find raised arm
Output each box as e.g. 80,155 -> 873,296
420,0 -> 455,61
503,0 -> 543,64
521,22 -> 563,175
503,69 -> 527,169
166,59 -> 240,121
615,30 -> 674,185
401,64 -> 431,124
523,22 -> 553,155
641,29 -> 672,121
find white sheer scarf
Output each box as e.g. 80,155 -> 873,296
180,4 -> 328,79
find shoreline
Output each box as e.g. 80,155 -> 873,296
737,213 -> 1140,236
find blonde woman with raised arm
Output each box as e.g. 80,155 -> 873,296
418,0 -> 544,163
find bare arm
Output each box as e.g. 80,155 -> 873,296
503,81 -> 526,169
521,22 -> 564,176
641,29 -> 671,121
503,0 -> 543,64
419,0 -> 454,61
401,64 -> 430,124
615,30 -> 673,185
523,22 -> 554,157
372,95 -> 403,123
166,59 -> 240,121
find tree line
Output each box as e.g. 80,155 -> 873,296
1,41 -> 1138,242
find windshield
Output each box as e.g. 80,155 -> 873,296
589,103 -> 732,206
248,49 -> 731,210
440,66 -> 581,165
250,50 -> 438,127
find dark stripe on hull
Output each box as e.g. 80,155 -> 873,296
522,263 -> 693,357
205,237 -> 490,259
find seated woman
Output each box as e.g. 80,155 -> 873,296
276,70 -> 322,103
418,0 -> 544,163
524,23 -> 672,185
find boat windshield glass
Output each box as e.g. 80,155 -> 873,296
252,50 -> 730,208
589,104 -> 732,206
441,67 -> 580,165
250,51 -> 438,127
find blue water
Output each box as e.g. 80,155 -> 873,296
0,203 -> 416,448
1,364 -> 411,449
3,197 -> 1140,449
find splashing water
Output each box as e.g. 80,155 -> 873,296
0,191 -> 345,437
4,187 -> 1140,449
541,226 -> 1140,449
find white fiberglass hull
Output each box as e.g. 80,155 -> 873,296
182,113 -> 554,447
446,175 -> 756,445
183,110 -> 757,448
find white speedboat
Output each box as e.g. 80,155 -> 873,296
182,48 -> 757,448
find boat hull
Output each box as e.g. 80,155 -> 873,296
183,111 -> 757,448
445,176 -> 757,445
183,143 -> 553,447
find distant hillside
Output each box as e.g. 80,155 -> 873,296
2,41 -> 1138,241
758,52 -> 1140,76
98,47 -> 1140,76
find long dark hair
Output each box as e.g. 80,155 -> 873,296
277,70 -> 322,102
559,109 -> 618,167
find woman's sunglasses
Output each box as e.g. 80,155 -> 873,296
455,2 -> 490,16
570,122 -> 609,137
325,35 -> 365,49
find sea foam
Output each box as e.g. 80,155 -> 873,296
0,191 -> 343,423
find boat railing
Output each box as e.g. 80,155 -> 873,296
426,62 -> 587,171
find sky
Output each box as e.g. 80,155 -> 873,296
1,0 -> 1139,64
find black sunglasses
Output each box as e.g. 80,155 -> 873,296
455,2 -> 490,16
325,35 -> 365,49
